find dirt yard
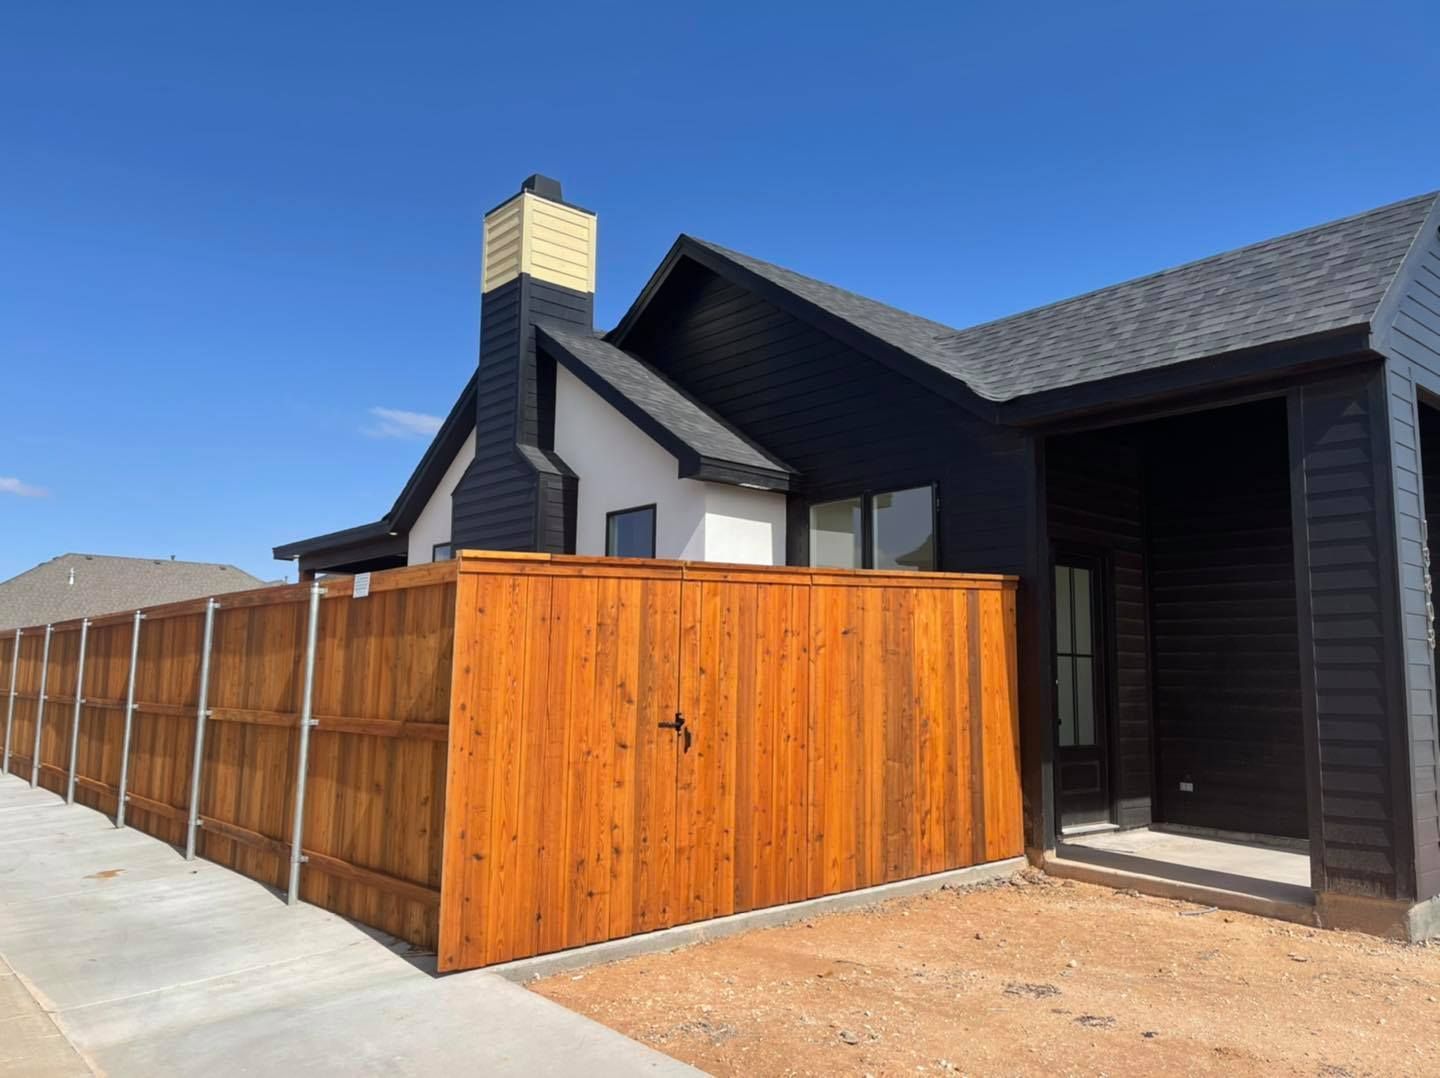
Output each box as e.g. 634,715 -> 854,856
532,872 -> 1440,1076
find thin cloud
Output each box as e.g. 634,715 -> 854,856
0,477 -> 47,498
364,407 -> 442,440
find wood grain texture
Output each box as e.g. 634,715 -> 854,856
2,562 -> 457,950
438,553 -> 1021,971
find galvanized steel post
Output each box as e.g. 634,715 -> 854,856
64,618 -> 90,804
30,625 -> 53,787
3,629 -> 20,774
287,581 -> 324,906
115,611 -> 143,829
183,599 -> 219,861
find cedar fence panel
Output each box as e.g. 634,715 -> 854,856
0,561 -> 457,950
438,553 -> 1021,972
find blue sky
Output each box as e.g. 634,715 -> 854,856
3,2 -> 1438,583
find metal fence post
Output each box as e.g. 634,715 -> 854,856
65,618 -> 90,804
3,629 -> 20,774
287,581 -> 324,905
183,599 -> 219,861
115,611 -> 143,829
30,625 -> 53,787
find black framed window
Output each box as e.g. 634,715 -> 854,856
605,504 -> 657,558
432,542 -> 453,562
809,485 -> 937,571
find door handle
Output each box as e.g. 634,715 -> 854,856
659,712 -> 693,752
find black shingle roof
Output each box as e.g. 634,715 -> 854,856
538,325 -> 795,485
691,192 -> 1439,402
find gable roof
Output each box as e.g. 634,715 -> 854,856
273,372 -> 477,561
538,325 -> 796,490
616,193 -> 1440,411
0,554 -> 273,631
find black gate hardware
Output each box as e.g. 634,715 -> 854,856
659,712 -> 692,752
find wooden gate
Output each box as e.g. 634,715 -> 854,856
438,553 -> 1020,972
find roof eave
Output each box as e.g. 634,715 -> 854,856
996,325 -> 1378,428
272,519 -> 396,561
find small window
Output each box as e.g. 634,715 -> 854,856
872,486 -> 936,571
432,542 -> 453,562
605,505 -> 656,558
808,485 -> 937,571
808,497 -> 863,569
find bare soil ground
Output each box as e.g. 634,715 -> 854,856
532,872 -> 1440,1077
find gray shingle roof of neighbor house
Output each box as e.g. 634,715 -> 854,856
686,191 -> 1440,403
0,554 -> 275,631
537,325 -> 798,489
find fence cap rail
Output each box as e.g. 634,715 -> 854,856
455,550 -> 1019,589
0,558 -> 462,636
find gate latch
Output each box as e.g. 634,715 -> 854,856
659,711 -> 693,752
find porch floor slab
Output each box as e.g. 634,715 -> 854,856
1056,827 -> 1312,907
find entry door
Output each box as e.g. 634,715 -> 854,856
1054,556 -> 1110,829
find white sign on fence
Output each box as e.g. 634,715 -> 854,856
353,572 -> 371,599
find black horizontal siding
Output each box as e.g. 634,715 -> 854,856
1376,218 -> 1440,902
1293,371 -> 1408,898
452,275 -> 592,553
624,261 -> 1030,575
1147,400 -> 1306,838
1047,430 -> 1151,828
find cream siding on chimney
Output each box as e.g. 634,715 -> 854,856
480,193 -> 595,295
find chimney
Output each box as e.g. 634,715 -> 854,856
450,176 -> 597,554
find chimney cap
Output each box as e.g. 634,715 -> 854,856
521,174 -> 563,202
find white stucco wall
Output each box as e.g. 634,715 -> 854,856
554,366 -> 785,564
406,430 -> 475,564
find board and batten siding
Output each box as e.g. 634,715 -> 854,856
620,260 -> 1032,576
1375,207 -> 1440,903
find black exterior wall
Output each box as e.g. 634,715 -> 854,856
1147,401 -> 1304,838
451,275 -> 590,552
1375,204 -> 1440,904
1046,429 -> 1153,830
1290,367 -> 1414,899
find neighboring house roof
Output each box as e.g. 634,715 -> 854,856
617,193 -> 1439,408
274,372 -> 478,561
0,554 -> 273,631
538,325 -> 797,490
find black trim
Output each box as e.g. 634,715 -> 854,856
273,372 -> 477,562
604,504 -> 657,559
537,325 -> 795,491
998,330 -> 1374,427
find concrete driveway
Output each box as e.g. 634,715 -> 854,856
0,775 -> 697,1077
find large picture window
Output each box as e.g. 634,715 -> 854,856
808,485 -> 936,571
605,504 -> 657,559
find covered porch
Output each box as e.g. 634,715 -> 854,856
1028,365 -> 1427,931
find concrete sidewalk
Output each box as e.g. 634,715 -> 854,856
0,775 -> 698,1077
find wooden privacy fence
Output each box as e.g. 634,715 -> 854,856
1,561 -> 456,949
438,553 -> 1021,971
1,552 -> 1021,971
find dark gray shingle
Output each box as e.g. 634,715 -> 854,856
540,326 -> 794,479
693,192 -> 1439,402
